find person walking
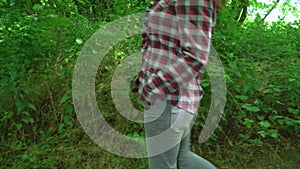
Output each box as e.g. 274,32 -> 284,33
134,0 -> 224,168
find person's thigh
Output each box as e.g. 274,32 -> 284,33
144,100 -> 196,169
144,99 -> 178,169
174,109 -> 217,169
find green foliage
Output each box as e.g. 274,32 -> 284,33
208,8 -> 300,145
0,0 -> 299,168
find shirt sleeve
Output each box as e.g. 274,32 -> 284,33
175,0 -> 216,81
142,0 -> 217,103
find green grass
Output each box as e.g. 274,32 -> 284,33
2,126 -> 299,169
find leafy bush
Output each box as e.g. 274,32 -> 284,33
0,0 -> 299,168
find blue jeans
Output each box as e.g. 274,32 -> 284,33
144,99 -> 217,169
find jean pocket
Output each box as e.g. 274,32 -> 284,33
170,107 -> 195,133
144,99 -> 167,123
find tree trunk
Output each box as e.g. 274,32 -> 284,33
232,0 -> 249,24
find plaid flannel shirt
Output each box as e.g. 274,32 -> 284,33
135,0 -> 217,114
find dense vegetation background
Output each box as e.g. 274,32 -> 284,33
0,0 -> 299,168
